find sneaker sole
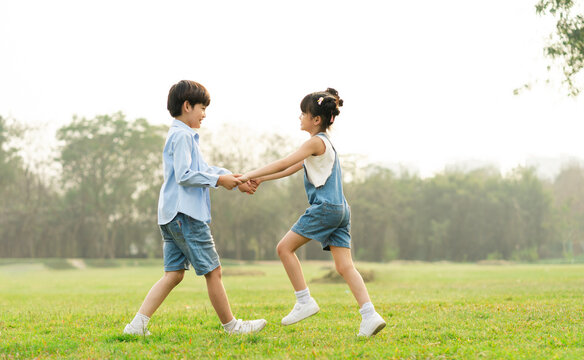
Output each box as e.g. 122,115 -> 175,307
370,321 -> 386,336
123,324 -> 151,336
281,308 -> 320,326
358,321 -> 386,337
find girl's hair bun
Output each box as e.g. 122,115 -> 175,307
325,88 -> 344,107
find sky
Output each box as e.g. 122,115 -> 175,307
1,0 -> 582,178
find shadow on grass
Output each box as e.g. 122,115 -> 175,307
106,334 -> 150,343
232,333 -> 264,344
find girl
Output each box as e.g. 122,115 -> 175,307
239,88 -> 386,337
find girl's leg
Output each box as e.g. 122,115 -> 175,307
138,270 -> 185,317
204,266 -> 233,324
330,246 -> 386,337
276,230 -> 312,291
277,231 -> 320,325
330,246 -> 370,306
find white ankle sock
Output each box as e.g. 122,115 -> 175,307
130,313 -> 150,330
359,302 -> 376,319
295,288 -> 311,304
222,317 -> 237,332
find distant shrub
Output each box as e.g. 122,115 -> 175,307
43,259 -> 76,270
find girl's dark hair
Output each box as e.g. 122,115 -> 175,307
300,87 -> 344,131
167,80 -> 211,117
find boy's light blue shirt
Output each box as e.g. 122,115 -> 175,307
157,119 -> 231,225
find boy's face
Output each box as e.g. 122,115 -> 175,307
183,102 -> 206,129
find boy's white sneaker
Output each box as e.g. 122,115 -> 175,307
358,312 -> 386,337
226,319 -> 267,334
281,298 -> 320,325
123,323 -> 151,336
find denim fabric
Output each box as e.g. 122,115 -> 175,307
291,133 -> 351,251
160,213 -> 221,275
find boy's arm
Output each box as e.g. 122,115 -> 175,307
206,165 -> 232,176
206,165 -> 244,190
173,133 -> 239,188
238,137 -> 323,182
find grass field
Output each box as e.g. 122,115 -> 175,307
0,259 -> 583,359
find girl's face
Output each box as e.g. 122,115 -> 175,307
299,111 -> 319,134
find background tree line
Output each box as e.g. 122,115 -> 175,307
1,113 -> 584,263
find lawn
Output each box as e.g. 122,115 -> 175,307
0,259 -> 583,359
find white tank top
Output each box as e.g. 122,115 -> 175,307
304,134 -> 335,187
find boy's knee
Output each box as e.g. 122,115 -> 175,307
165,270 -> 184,286
204,266 -> 222,280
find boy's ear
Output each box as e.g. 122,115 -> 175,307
183,100 -> 191,112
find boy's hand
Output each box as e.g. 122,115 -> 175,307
217,174 -> 243,190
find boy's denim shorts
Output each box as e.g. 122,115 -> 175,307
159,213 -> 220,276
291,202 -> 351,251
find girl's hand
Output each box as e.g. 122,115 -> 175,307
237,174 -> 250,183
238,181 -> 256,194
250,179 -> 262,189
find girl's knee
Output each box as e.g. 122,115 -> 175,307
335,262 -> 355,277
276,241 -> 289,258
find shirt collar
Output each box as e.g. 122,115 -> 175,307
171,119 -> 198,135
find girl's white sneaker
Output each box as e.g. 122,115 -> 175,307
358,312 -> 386,337
123,323 -> 151,336
281,297 -> 320,325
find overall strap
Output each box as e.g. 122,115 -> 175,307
316,132 -> 336,154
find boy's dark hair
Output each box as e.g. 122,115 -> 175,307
167,80 -> 211,117
300,88 -> 344,131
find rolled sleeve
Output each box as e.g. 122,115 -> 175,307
173,133 -> 220,188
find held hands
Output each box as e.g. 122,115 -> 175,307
236,175 -> 261,195
238,181 -> 256,194
237,175 -> 250,183
217,174 -> 261,194
217,174 -> 243,190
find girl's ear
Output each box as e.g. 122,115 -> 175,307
313,115 -> 322,125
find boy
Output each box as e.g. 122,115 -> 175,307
123,80 -> 266,335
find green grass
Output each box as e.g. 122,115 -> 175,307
1,260 -> 583,359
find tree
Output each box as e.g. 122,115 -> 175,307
56,112 -> 165,258
537,0 -> 584,95
0,116 -> 21,188
0,117 -> 61,258
552,164 -> 584,257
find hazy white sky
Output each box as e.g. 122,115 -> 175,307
1,0 -> 582,177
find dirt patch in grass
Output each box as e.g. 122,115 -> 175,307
311,267 -> 375,283
221,268 -> 265,276
476,260 -> 514,265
